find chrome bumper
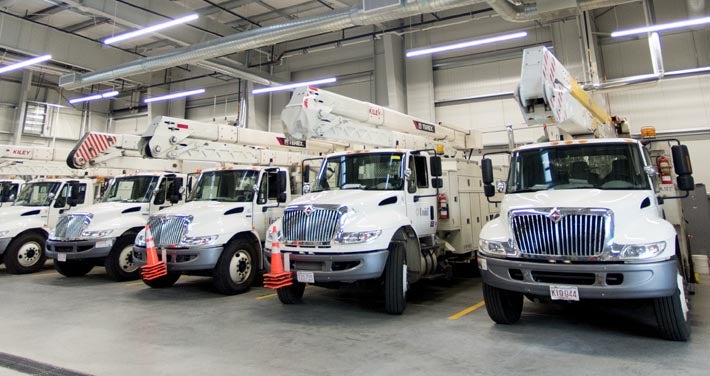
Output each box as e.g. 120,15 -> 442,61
132,245 -> 223,271
46,238 -> 115,260
266,248 -> 389,283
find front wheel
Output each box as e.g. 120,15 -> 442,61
482,282 -> 523,324
142,272 -> 181,288
384,242 -> 407,315
653,271 -> 691,341
277,282 -> 306,304
54,260 -> 94,277
212,239 -> 257,295
4,233 -> 47,274
105,235 -> 140,281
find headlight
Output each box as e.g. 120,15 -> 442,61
478,239 -> 507,257
612,241 -> 666,260
135,230 -> 146,247
81,229 -> 114,239
334,229 -> 381,244
180,235 -> 218,246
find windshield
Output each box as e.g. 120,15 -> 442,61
13,182 -> 61,206
507,143 -> 650,193
189,170 -> 259,202
102,176 -> 159,203
312,152 -> 404,192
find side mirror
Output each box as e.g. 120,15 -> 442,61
302,164 -> 311,183
671,145 -> 694,191
430,156 -> 442,177
432,177 -> 443,189
67,197 -> 78,207
482,158 -> 494,184
484,184 -> 496,197
278,192 -> 288,203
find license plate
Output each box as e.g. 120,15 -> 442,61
550,285 -> 579,301
57,253 -> 67,262
95,240 -> 113,248
296,271 -> 314,283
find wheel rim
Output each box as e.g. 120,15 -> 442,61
17,241 -> 42,267
228,249 -> 252,284
677,272 -> 689,320
119,245 -> 138,273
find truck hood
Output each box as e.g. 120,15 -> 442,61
157,200 -> 252,238
73,202 -> 148,231
158,200 -> 250,217
0,205 -> 47,221
290,190 -> 403,210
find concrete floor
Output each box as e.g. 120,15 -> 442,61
1,262 -> 709,376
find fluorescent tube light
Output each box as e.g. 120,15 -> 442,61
611,16 -> 710,37
252,77 -> 337,94
104,14 -> 199,45
69,90 -> 120,104
406,32 -> 528,57
0,55 -> 52,74
144,88 -> 205,103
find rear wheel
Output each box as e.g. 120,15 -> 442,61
482,282 -> 524,324
384,242 -> 407,315
142,272 -> 181,288
4,233 -> 47,274
212,239 -> 256,295
654,271 -> 690,341
54,260 -> 94,277
105,235 -> 140,281
277,282 -> 306,304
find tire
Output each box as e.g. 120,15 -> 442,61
142,272 -> 181,288
105,235 -> 140,281
54,259 -> 94,277
482,282 -> 524,324
277,282 -> 306,304
4,232 -> 47,274
654,271 -> 691,341
212,239 -> 257,295
384,242 -> 407,315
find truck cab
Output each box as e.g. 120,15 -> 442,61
132,166 -> 291,294
0,179 -> 24,207
477,137 -> 694,340
46,173 -> 186,280
0,178 -> 94,274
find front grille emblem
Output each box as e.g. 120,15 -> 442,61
303,205 -> 314,216
548,208 -> 562,223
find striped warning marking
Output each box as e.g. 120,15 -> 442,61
74,133 -> 117,165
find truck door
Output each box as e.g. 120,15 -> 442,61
406,154 -> 438,237
253,168 -> 288,236
49,182 -> 87,227
150,175 -> 183,212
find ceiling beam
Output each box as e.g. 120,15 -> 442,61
64,17 -> 112,33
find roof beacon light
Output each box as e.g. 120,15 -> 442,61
104,14 -> 199,45
0,54 -> 52,74
252,77 -> 337,95
611,16 -> 710,37
406,32 -> 528,57
144,88 -> 205,103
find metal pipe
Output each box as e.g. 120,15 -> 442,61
59,0 -> 483,90
485,0 -> 641,23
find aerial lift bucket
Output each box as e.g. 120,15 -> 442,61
263,228 -> 293,289
141,225 -> 167,281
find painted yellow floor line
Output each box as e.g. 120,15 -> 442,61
29,271 -> 57,278
256,292 -> 277,300
125,281 -> 145,287
448,301 -> 485,320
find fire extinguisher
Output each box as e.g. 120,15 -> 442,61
657,156 -> 673,185
438,194 -> 449,220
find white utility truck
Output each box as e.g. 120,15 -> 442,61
265,87 -> 500,314
477,46 -> 695,341
0,179 -> 24,207
128,116 -> 332,294
0,178 -> 96,274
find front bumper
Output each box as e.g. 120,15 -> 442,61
265,247 -> 389,283
478,255 -> 678,299
46,238 -> 115,260
132,245 -> 223,271
0,237 -> 12,255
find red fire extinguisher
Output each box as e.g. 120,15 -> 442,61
438,194 -> 449,220
657,156 -> 673,185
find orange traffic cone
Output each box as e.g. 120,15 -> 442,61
263,226 -> 293,289
141,225 -> 167,281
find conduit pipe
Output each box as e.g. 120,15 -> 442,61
485,0 -> 641,22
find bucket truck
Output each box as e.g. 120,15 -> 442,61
263,87 -> 500,314
476,46 -> 695,341
129,117 -> 333,294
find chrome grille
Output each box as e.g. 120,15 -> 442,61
54,214 -> 91,239
283,205 -> 342,245
510,208 -> 612,258
146,215 -> 190,247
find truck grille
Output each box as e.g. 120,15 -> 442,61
282,205 -> 343,246
147,215 -> 190,247
54,214 -> 91,239
510,208 -> 612,258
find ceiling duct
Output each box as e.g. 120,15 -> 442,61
485,0 -> 641,22
59,0 -> 482,90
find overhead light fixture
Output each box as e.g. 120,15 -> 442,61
252,77 -> 337,94
104,13 -> 199,45
69,91 -> 119,104
406,31 -> 528,57
611,16 -> 710,37
0,54 -> 52,74
144,88 -> 205,103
